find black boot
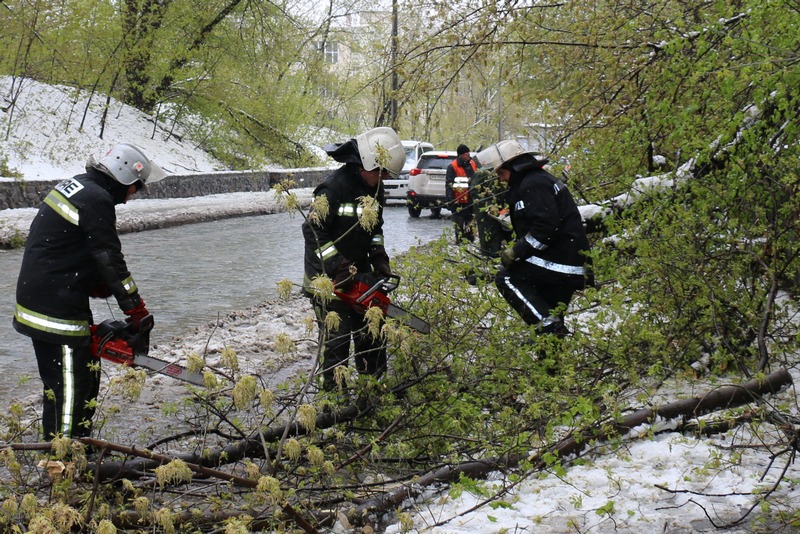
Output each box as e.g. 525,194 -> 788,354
539,317 -> 570,338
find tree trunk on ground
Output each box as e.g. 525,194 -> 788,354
90,399 -> 372,481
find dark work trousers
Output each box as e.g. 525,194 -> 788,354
313,299 -> 387,391
495,268 -> 576,329
451,204 -> 475,243
32,338 -> 100,440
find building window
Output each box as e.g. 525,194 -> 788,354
318,41 -> 339,64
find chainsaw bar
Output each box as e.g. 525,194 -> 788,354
130,354 -> 206,386
386,303 -> 431,334
90,316 -> 206,387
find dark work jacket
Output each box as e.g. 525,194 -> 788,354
13,168 -> 143,345
301,164 -> 387,294
506,165 -> 593,289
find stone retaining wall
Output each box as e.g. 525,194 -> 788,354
0,168 -> 330,210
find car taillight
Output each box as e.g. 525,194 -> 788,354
410,168 -> 421,176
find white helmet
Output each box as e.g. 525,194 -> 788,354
354,127 -> 405,177
89,143 -> 167,186
475,140 -> 538,170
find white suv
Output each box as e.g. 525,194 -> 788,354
383,140 -> 434,201
405,151 -> 458,217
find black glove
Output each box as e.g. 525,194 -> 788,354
124,299 -> 150,332
370,247 -> 392,277
374,260 -> 392,278
512,239 -> 536,261
331,260 -> 354,291
372,256 -> 392,277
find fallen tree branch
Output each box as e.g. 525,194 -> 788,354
112,506 -> 317,533
81,437 -> 258,487
89,398 -> 372,481
548,369 -> 793,461
86,374 -> 431,482
577,88 -> 799,235
336,369 -> 793,527
5,376 -> 423,484
6,370 -> 791,531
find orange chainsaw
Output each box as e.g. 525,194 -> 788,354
89,315 -> 205,386
334,273 -> 430,334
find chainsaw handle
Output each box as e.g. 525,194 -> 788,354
131,314 -> 155,336
381,273 -> 400,292
355,274 -> 401,304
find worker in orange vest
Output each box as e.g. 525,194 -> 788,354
445,144 -> 479,242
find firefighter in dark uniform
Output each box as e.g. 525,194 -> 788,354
302,127 -> 405,392
445,144 -> 478,242
476,140 -> 593,336
13,143 -> 165,440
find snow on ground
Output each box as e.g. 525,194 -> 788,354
383,422 -> 784,533
3,76 -> 800,533
1,76 -> 225,179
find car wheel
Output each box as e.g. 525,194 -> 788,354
407,205 -> 422,218
431,207 -> 442,218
